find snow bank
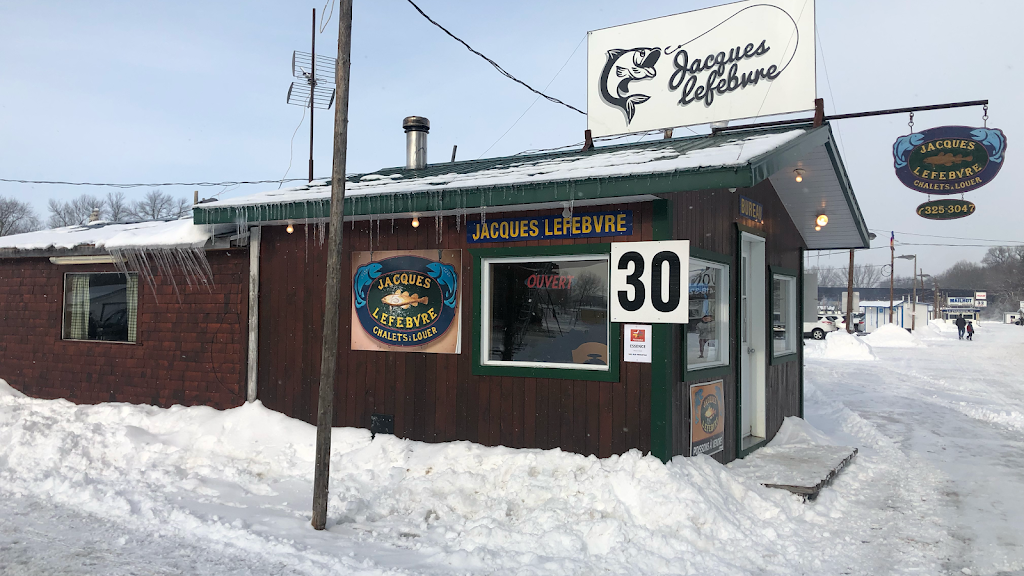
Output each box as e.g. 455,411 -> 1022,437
0,389 -> 865,574
862,324 -> 925,348
804,330 -> 876,361
0,378 -> 26,398
0,219 -> 222,251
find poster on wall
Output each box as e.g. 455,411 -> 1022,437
623,324 -> 652,363
351,250 -> 462,354
690,380 -> 724,457
587,0 -> 816,137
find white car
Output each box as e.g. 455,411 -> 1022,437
803,318 -> 838,340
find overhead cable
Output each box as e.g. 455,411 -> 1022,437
0,178 -> 310,189
404,0 -> 585,115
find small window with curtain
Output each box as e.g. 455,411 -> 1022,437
772,274 -> 797,356
687,259 -> 730,370
62,272 -> 138,343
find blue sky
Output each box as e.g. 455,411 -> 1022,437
1,0 -> 1021,272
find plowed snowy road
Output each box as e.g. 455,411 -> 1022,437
805,322 -> 1024,575
1,321 -> 1022,575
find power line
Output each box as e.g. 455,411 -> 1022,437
404,0 -> 585,115
0,178 -> 309,188
478,34 -> 587,159
869,228 -> 1024,244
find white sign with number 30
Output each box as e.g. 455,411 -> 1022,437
611,241 -> 690,323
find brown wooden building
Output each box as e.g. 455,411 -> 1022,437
190,122 -> 869,463
0,221 -> 249,409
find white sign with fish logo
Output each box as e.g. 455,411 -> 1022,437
586,0 -> 816,137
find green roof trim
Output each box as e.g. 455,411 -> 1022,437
193,124 -> 847,226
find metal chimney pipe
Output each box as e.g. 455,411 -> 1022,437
403,116 -> 429,169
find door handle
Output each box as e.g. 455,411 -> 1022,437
747,347 -> 756,354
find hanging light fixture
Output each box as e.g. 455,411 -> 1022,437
286,222 -> 295,234
815,214 -> 828,231
794,169 -> 805,183
411,216 -> 420,228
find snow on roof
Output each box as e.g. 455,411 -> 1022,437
859,300 -> 906,308
207,129 -> 806,209
0,218 -> 219,252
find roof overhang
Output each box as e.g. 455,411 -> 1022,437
762,126 -> 870,249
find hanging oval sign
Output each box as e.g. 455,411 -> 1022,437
916,198 -> 976,220
893,126 -> 1007,194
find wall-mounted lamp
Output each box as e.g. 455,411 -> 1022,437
411,216 -> 420,228
286,222 -> 295,234
794,169 -> 805,183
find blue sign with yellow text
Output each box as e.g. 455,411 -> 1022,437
466,210 -> 633,243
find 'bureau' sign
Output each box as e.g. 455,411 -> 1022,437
467,211 -> 632,243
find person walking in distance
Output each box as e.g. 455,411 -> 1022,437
955,315 -> 967,340
966,321 -> 975,341
696,314 -> 716,358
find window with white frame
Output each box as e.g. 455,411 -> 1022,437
686,259 -> 730,370
63,272 -> 138,343
772,274 -> 797,356
481,255 -> 610,370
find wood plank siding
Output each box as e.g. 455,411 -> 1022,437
257,202 -> 654,457
257,178 -> 806,462
666,179 -> 806,462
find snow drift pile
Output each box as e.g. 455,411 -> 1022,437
804,330 -> 876,361
0,377 -> 888,575
861,324 -> 926,348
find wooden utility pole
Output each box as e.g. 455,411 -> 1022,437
312,0 -> 353,531
889,239 -> 895,323
845,249 -> 855,333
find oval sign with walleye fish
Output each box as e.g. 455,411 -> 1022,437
352,253 -> 460,350
893,126 -> 1007,194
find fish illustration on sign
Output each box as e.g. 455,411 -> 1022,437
599,47 -> 661,123
381,291 -> 428,309
924,152 -> 972,167
353,262 -> 383,308
426,262 -> 459,308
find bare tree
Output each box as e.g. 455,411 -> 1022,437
980,247 -> 1024,311
105,191 -> 131,222
128,190 -> 191,221
807,266 -> 845,287
0,196 -> 42,236
852,264 -> 885,288
47,194 -> 105,227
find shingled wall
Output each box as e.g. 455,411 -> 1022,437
0,250 -> 248,408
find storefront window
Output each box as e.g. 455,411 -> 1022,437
687,259 -> 729,370
772,275 -> 797,356
482,256 -> 609,370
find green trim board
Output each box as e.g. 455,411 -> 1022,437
682,247 -> 733,383
470,243 -> 621,382
798,248 -> 805,419
192,124 -> 850,226
824,140 -> 871,248
649,199 -> 674,463
769,265 -> 800,365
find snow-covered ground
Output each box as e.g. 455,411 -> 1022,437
1,322 -> 1022,575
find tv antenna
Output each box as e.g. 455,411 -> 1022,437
286,8 -> 337,182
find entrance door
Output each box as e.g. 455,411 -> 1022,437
740,233 -> 766,446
